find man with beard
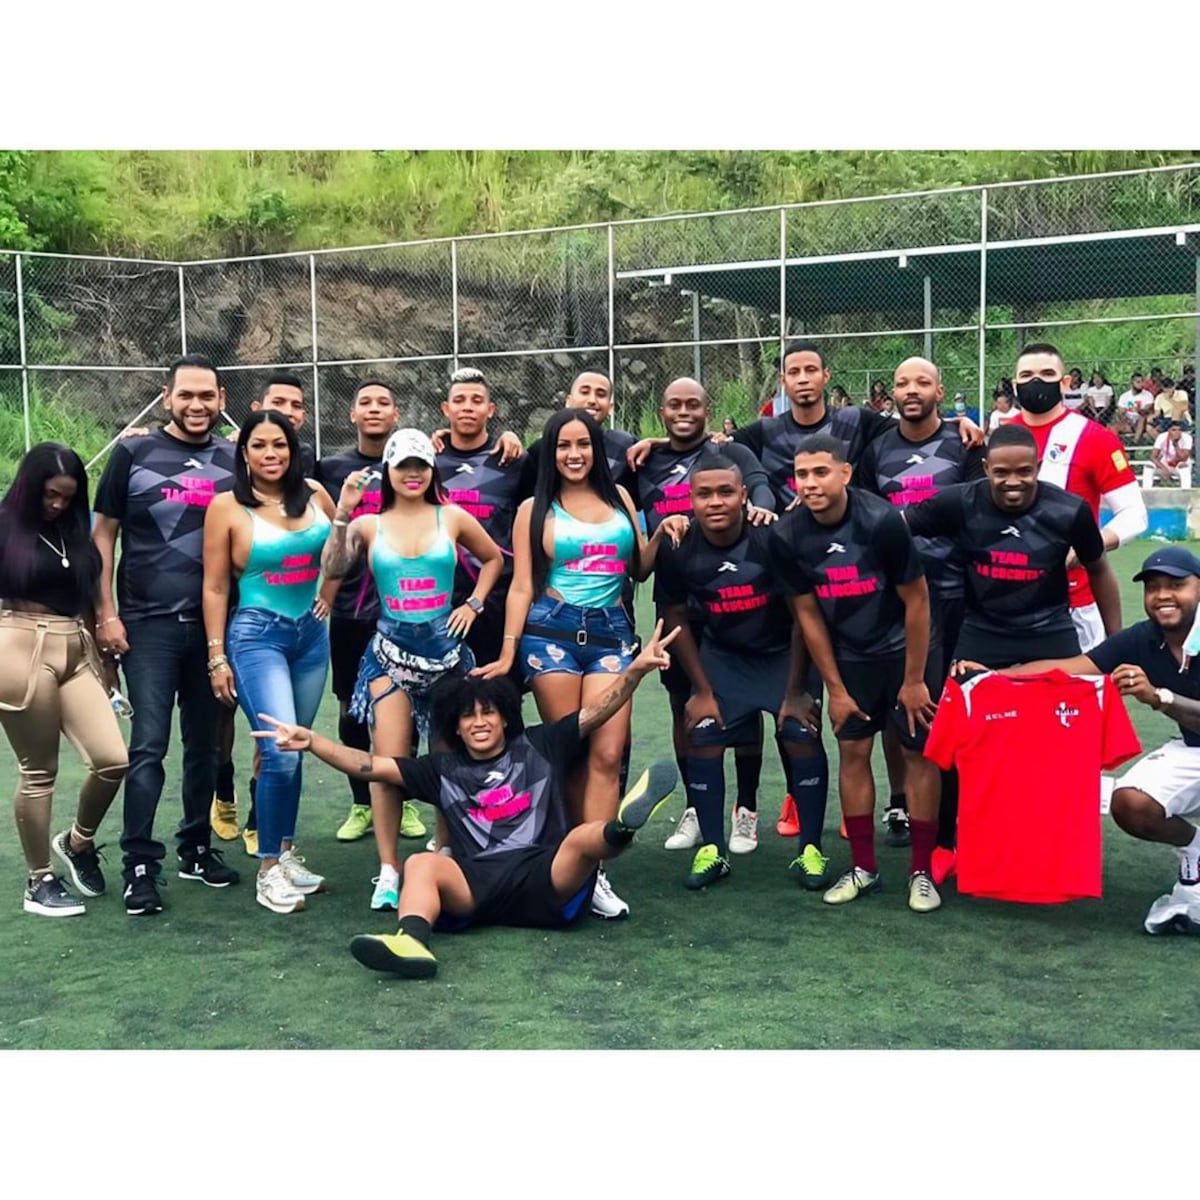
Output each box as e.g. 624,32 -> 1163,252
1012,343 -> 1147,652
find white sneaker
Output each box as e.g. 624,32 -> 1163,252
278,849 -> 325,895
590,869 -> 630,919
665,807 -> 701,851
729,806 -> 759,855
1144,878 -> 1200,935
371,865 -> 400,911
256,865 -> 306,914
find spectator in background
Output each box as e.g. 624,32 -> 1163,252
722,416 -> 738,436
1180,364 -> 1196,405
1146,367 -> 1165,397
829,385 -> 852,408
881,396 -> 900,420
1086,371 -> 1114,424
758,352 -> 788,417
1121,371 -> 1157,443
1062,369 -> 1087,413
867,380 -> 890,412
1154,378 -> 1191,432
952,393 -> 980,424
994,376 -> 1015,401
988,390 -> 1020,432
1152,421 -> 1193,485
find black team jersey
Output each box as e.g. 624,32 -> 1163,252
315,448 -> 386,623
435,442 -> 536,601
855,420 -> 986,600
905,479 -> 1105,660
94,429 -> 236,620
527,427 -> 636,493
635,441 -> 774,535
394,714 -> 586,893
770,487 -> 925,661
732,404 -> 891,507
655,522 -> 792,656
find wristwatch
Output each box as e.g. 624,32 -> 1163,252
1155,687 -> 1175,710
466,597 -> 484,614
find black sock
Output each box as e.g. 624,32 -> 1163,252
603,820 -> 635,849
734,750 -> 761,812
937,770 -> 959,850
339,711 -> 372,807
686,754 -> 727,855
787,745 -> 829,852
889,791 -> 908,814
215,761 -> 235,804
675,755 -> 690,792
398,914 -> 432,947
246,775 -> 258,832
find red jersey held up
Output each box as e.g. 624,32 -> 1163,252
1014,410 -> 1136,608
925,670 -> 1141,903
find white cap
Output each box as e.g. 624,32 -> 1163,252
383,428 -> 436,468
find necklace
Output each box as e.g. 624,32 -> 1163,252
252,488 -> 286,508
39,530 -> 69,568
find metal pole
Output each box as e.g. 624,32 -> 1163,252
690,290 -> 702,381
86,393 -> 170,472
923,274 -> 933,362
1194,255 -> 1199,382
309,254 -> 321,459
779,207 -> 787,351
15,253 -> 31,451
977,189 -> 989,429
607,224 -> 615,424
451,239 -> 460,371
178,265 -> 188,354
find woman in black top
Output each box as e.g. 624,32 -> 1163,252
0,444 -> 128,917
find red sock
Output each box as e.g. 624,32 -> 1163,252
844,814 -> 876,874
909,818 -> 938,876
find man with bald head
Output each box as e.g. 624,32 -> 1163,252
855,357 -> 986,851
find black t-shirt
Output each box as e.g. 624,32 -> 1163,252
770,487 -> 925,661
732,403 -> 890,508
856,420 -> 986,600
93,428 -> 236,619
435,441 -> 536,601
394,715 -> 585,878
905,479 -> 1104,653
0,519 -> 94,617
655,521 -> 793,656
635,440 -> 774,535
315,447 -> 385,623
1089,622 -> 1200,749
527,427 -> 636,493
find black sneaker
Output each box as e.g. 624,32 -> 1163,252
178,845 -> 240,888
23,873 -> 86,918
883,806 -> 911,848
124,864 -> 164,916
51,829 -> 106,897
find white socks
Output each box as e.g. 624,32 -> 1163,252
1175,827 -> 1200,884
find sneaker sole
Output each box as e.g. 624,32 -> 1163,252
336,821 -> 374,842
350,935 -> 437,977
664,836 -> 701,850
288,880 -> 327,895
684,868 -> 730,891
729,839 -> 758,855
256,892 -> 306,914
371,899 -> 399,912
24,898 -> 86,917
823,879 -> 881,905
51,833 -> 105,898
617,760 -> 679,830
177,872 -> 237,888
125,902 -> 164,916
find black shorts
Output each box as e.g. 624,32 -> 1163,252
954,623 -> 1080,671
835,650 -> 943,748
438,844 -> 595,932
933,593 -> 965,668
660,619 -> 705,712
330,617 -> 375,703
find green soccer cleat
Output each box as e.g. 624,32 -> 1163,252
399,801 -> 427,840
823,866 -> 880,905
349,931 -> 438,979
336,803 -> 373,842
617,760 -> 680,831
788,843 -> 831,891
685,843 -> 731,891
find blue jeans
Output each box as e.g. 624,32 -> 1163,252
227,608 -> 329,859
519,596 -> 637,678
121,614 -> 220,878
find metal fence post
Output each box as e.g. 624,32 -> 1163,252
779,207 -> 787,354
607,224 -> 615,403
451,239 -> 460,371
977,189 -> 989,427
1195,254 -> 1200,379
15,253 -> 31,451
178,264 -> 188,355
309,254 -> 321,458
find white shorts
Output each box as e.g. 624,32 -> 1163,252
1070,601 -> 1106,654
1117,739 -> 1200,818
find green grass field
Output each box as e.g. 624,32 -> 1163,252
0,541 -> 1193,1051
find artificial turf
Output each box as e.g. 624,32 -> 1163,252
0,541 -> 1194,1050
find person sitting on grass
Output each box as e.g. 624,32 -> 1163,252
252,620 -> 682,979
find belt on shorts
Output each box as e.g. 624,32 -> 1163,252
524,624 -> 629,650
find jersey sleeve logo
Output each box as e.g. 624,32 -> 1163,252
1111,449 -> 1129,472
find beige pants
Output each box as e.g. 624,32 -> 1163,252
0,611 -> 128,875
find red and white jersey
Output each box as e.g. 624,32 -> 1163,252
925,670 -> 1141,903
1014,410 -> 1139,608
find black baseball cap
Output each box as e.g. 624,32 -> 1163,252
1132,546 -> 1200,582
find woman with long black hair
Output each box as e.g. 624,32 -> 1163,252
478,407 -> 686,918
0,443 -> 128,916
202,410 -> 337,915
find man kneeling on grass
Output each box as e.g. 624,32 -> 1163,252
253,621 -> 681,978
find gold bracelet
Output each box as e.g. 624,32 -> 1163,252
98,617 -> 119,628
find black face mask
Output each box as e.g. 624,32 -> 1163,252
1015,378 -> 1062,414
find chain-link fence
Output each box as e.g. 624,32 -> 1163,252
2,162 -> 1199,477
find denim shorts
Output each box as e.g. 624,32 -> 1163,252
519,596 -> 637,679
350,613 -> 474,739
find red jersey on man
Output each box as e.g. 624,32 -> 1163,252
925,670 -> 1140,903
1014,410 -> 1137,607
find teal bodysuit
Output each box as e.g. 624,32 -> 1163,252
544,502 -> 634,608
238,504 -> 331,619
369,510 -> 458,623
